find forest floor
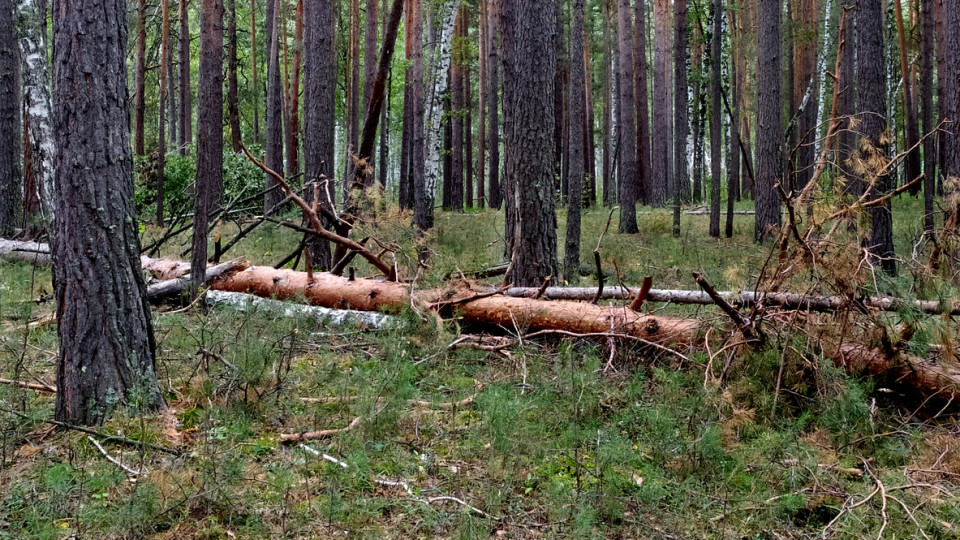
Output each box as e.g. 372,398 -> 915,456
2,196 -> 959,539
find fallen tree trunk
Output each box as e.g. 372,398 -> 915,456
497,286 -> 960,316
1,238 -> 196,281
834,344 -> 960,402
206,266 -> 699,346
205,290 -> 395,329
146,259 -> 249,299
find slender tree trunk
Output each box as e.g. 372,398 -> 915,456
250,0 -> 259,144
564,0 -> 586,283
180,0 -> 193,153
412,0 -> 431,228
920,0 -> 936,234
486,0 -> 502,209
476,0 -> 487,208
420,0 -> 458,226
0,0 -> 19,237
134,0 -> 147,155
52,0 -> 161,425
554,0 -> 565,188
602,0 -> 612,207
15,0 -> 54,223
755,0 -> 783,242
616,0 -> 639,233
157,0 -> 171,226
464,5 -> 474,209
837,0 -> 856,192
585,39 -> 596,205
725,6 -> 739,237
344,0 -> 361,184
167,23 -> 177,157
708,0 -> 722,238
650,0 -> 670,208
378,0 -> 389,189
264,0 -> 285,213
303,0 -> 336,268
364,0 -> 378,176
399,0 -> 414,209
285,0 -> 302,176
502,0 -> 559,287
674,0 -> 688,236
691,22 -> 704,203
856,0 -> 895,275
227,0 -> 241,152
635,0 -> 651,205
893,0 -> 921,192
450,6 -> 465,211
192,0 -> 225,296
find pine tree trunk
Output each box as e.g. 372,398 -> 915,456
157,0 -> 171,226
363,0 -> 378,176
501,0 -> 559,287
476,0 -> 487,208
673,0 -> 688,236
378,0 -> 390,189
920,0 -> 936,234
52,0 -> 161,425
755,0 -> 783,242
602,0 -> 612,207
893,0 -> 921,193
286,0 -> 302,176
691,22 -> 704,203
179,0 -> 193,153
449,7 -> 465,211
344,0 -> 361,184
0,0 -> 19,237
192,0 -> 225,296
227,0 -> 242,152
856,0 -> 896,275
134,0 -> 147,155
303,0 -> 336,268
411,0 -> 431,228
486,0 -> 502,209
564,0 -> 586,284
634,0 -> 651,205
585,40 -> 596,205
616,0 -> 639,233
250,0 -> 259,144
15,0 -> 54,222
264,0 -> 285,213
708,0 -> 722,238
725,6 -> 739,238
464,6 -> 474,210
651,0 -> 670,208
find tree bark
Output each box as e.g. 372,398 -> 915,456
476,0 -> 486,208
464,5 -> 474,209
411,0 -> 430,228
673,0 -> 688,236
264,0 -> 285,213
227,0 -> 242,152
501,0 -> 559,287
344,0 -> 361,185
634,0 -> 651,205
363,0 -> 378,177
449,6 -> 465,211
15,0 -> 54,223
0,0 -> 18,237
303,0 -> 336,268
920,0 -> 936,234
726,6 -> 739,238
893,0 -> 921,194
179,0 -> 193,153
485,0 -> 501,209
134,0 -> 147,156
755,0 -> 783,242
616,0 -> 639,233
157,0 -> 171,226
250,0 -> 259,144
708,0 -> 722,238
856,0 -> 896,275
52,0 -> 162,424
651,0 -> 670,208
191,0 -> 225,298
564,0 -> 586,284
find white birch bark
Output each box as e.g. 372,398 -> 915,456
422,0 -> 459,212
16,0 -> 55,223
814,0 -> 833,156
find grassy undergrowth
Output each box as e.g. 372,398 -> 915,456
2,198 -> 959,538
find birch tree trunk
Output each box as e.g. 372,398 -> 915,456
15,0 -> 54,222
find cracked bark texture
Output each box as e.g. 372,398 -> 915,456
501,0 -> 558,287
52,0 -> 161,425
754,0 -> 783,242
0,0 -> 19,237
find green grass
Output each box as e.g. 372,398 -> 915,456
1,196 -> 958,538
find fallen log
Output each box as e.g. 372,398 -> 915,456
146,259 -> 250,299
835,344 -> 960,402
0,238 -> 196,281
205,290 -> 395,329
207,266 -> 698,346
496,286 -> 960,316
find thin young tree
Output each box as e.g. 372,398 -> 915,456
364,0 -> 378,176
450,6 -> 465,211
920,0 -> 936,234
708,0 -> 721,238
264,0 -> 285,213
52,0 -> 162,424
673,0 -> 688,236
157,0 -> 171,226
134,0 -> 147,155
250,0 -> 259,143
0,0 -> 19,237
725,4 -> 739,238
616,0 -> 639,233
227,0 -> 242,151
501,0 -> 559,287
191,0 -> 224,297
635,0 -> 651,204
565,0 -> 586,283
754,0 -> 782,242
179,0 -> 193,153
412,0 -> 431,228
486,0 -> 502,209
856,0 -> 895,275
893,0 -> 921,193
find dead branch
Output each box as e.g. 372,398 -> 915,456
278,416 -> 362,444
